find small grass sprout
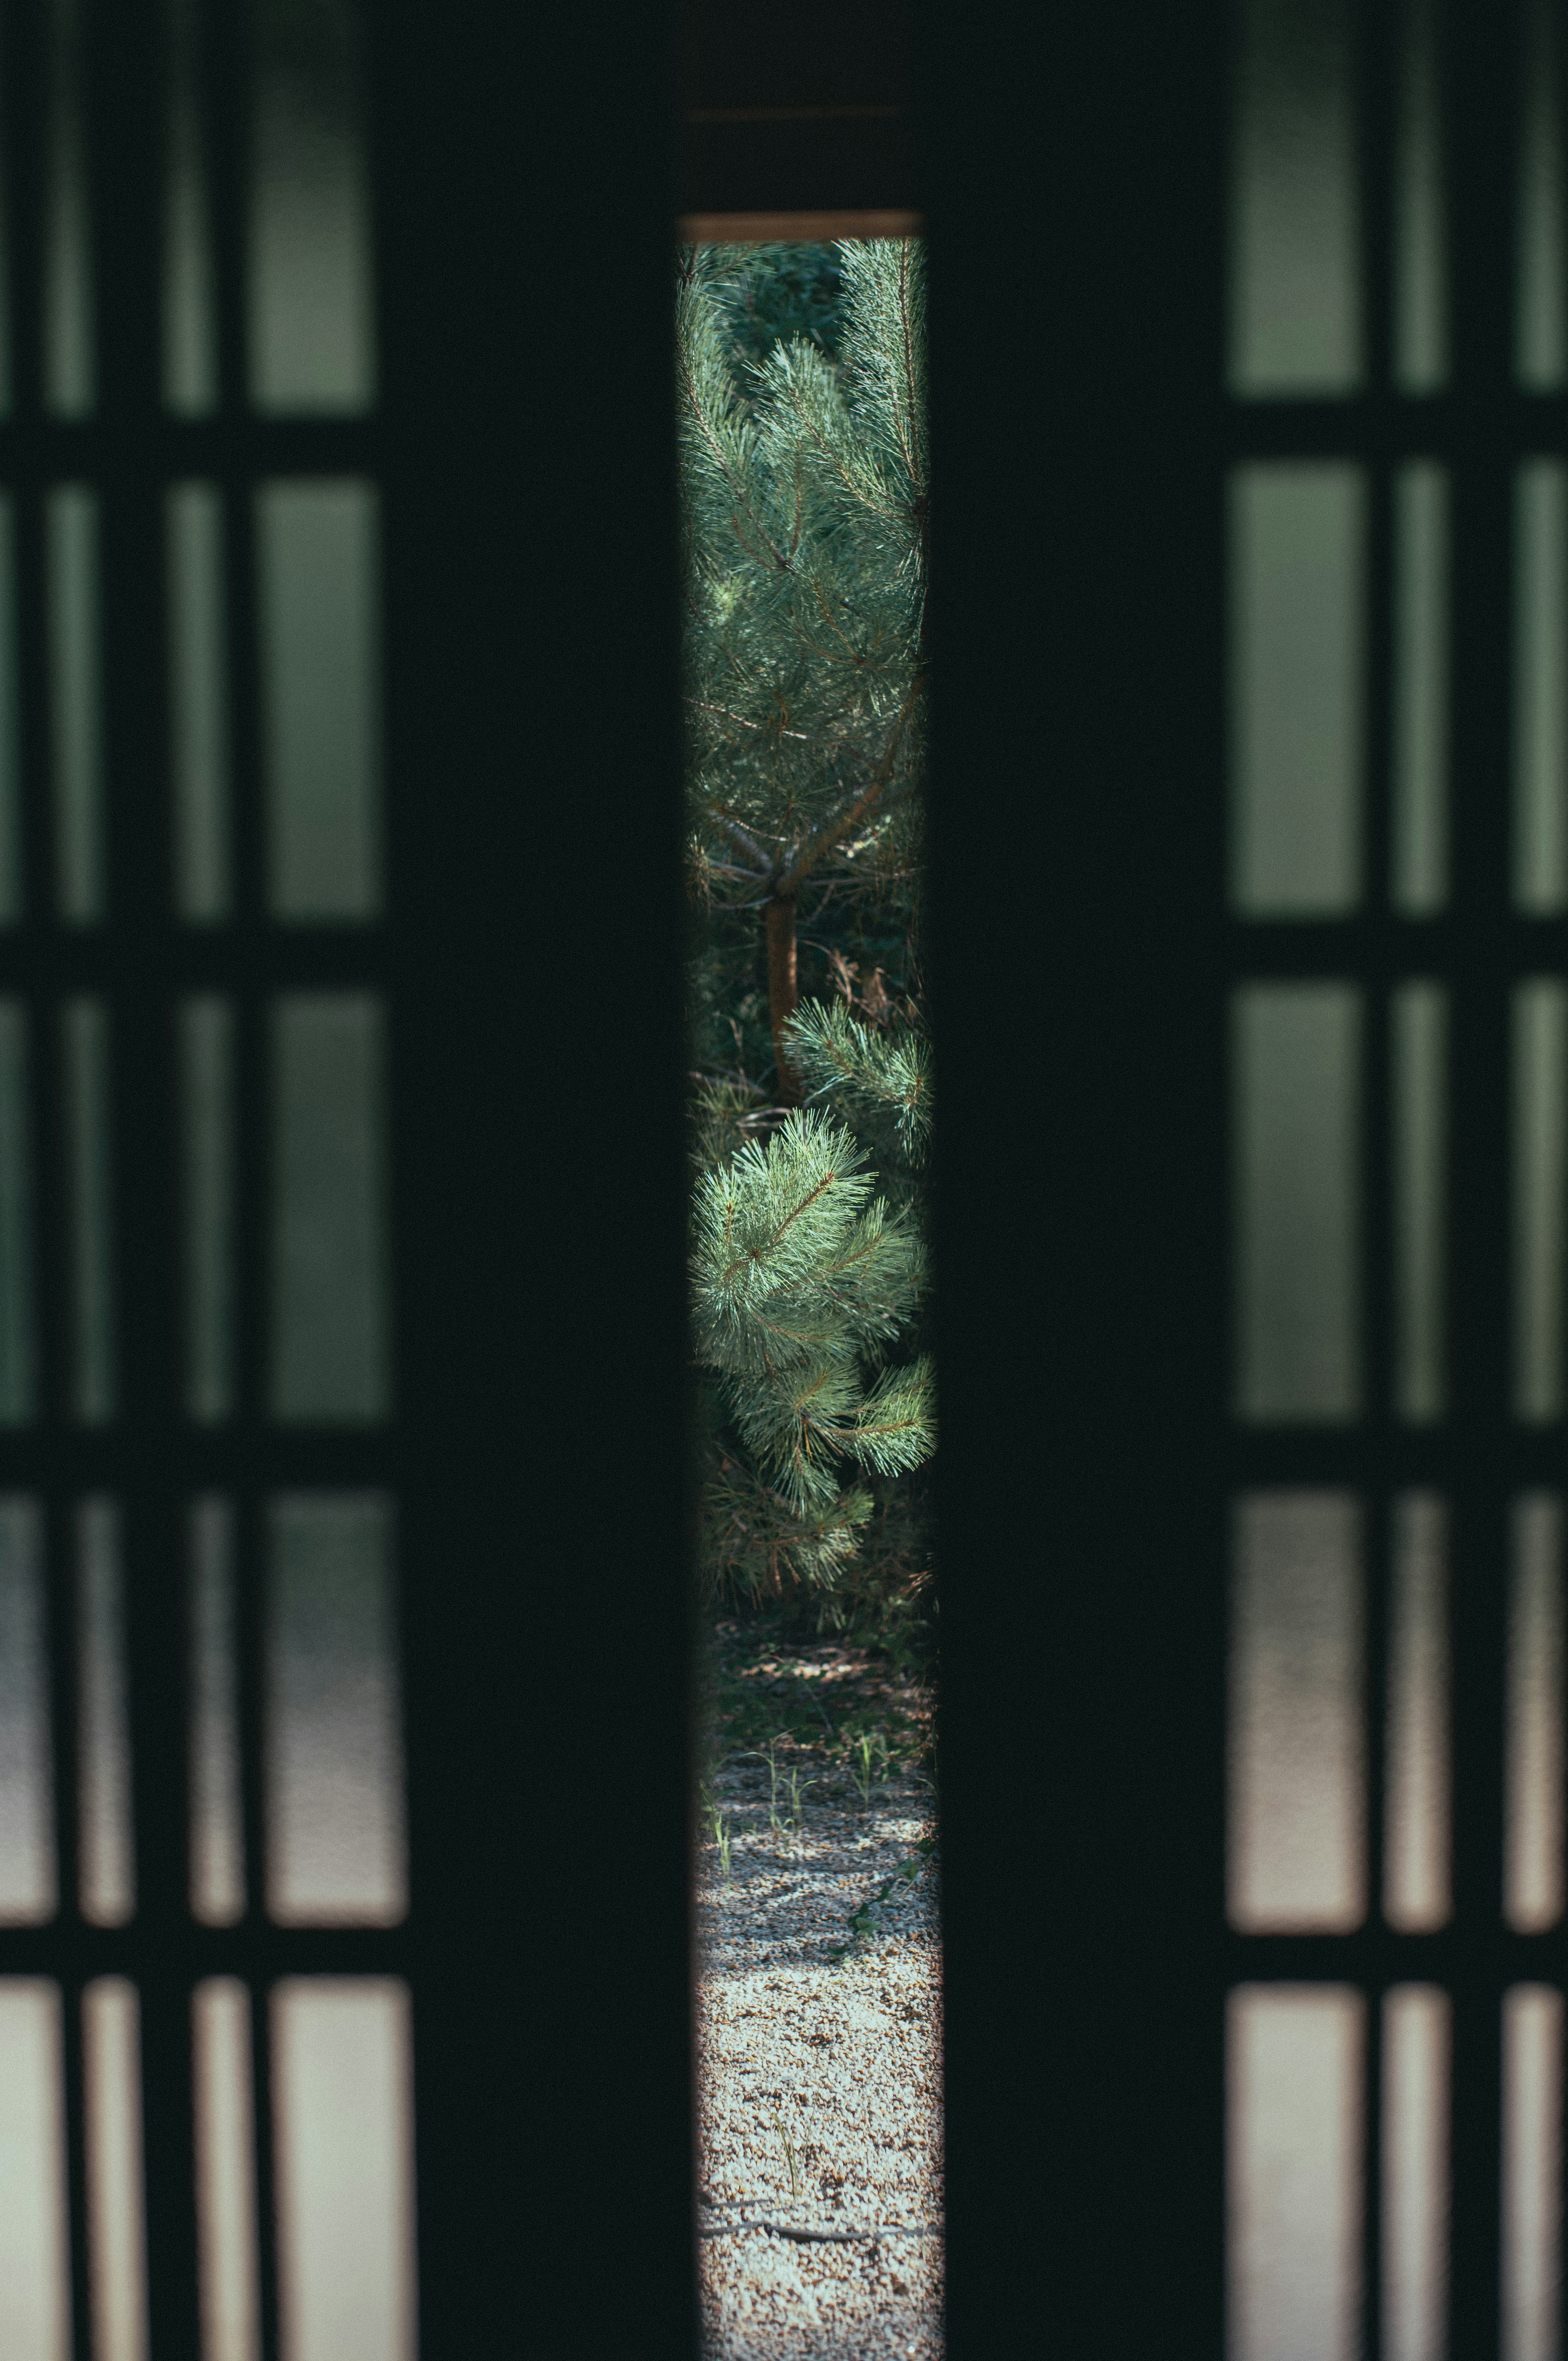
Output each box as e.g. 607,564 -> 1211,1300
849,1728 -> 890,1806
767,2104 -> 802,2198
702,1791 -> 733,1887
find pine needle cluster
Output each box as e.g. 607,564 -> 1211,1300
691,1108 -> 933,1601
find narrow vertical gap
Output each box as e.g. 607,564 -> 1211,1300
1358,18 -> 1398,2304
1444,0 -> 1518,2343
203,0 -> 277,2341
62,1974 -> 93,2361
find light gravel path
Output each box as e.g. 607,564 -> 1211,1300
696,1746 -> 944,2360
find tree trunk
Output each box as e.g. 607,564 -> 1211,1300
766,894 -> 802,1106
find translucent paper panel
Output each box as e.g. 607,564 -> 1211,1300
47,489 -> 103,922
0,1003 -> 36,1421
1515,466 -> 1568,912
1391,466 -> 1449,912
181,998 -> 234,1423
0,500 -> 23,920
1229,1492 -> 1365,1932
266,1493 -> 405,1924
1229,0 -> 1359,393
1393,0 -> 1446,391
0,1982 -> 70,2361
1506,1497 -> 1564,1933
249,0 -> 375,412
1230,466 -> 1365,913
1392,984 -> 1446,1421
83,1980 -> 149,2361
190,1498 -> 245,1925
271,995 -> 389,1422
1385,1495 -> 1451,1931
44,0 -> 93,415
168,487 -> 231,918
1228,1986 -> 1363,2361
163,0 -> 217,414
1513,983 -> 1566,1421
1502,1986 -> 1564,2361
1234,985 -> 1361,1421
79,1500 -> 134,1926
193,1980 -> 261,2361
257,483 -> 382,919
64,998 -> 114,1423
1518,0 -> 1567,390
272,1981 -> 416,2361
0,1502 -> 53,1921
1382,1987 -> 1449,2361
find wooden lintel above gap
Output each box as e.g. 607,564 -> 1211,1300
685,105 -> 903,122
677,210 -> 923,243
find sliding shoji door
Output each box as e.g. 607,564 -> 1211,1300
0,2 -> 696,2358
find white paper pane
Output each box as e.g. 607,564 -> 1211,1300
1384,1494 -> 1450,1931
43,0 -> 93,416
1391,466 -> 1449,913
194,1980 -> 261,2361
1502,1986 -> 1564,2361
257,483 -> 382,920
1513,983 -> 1567,1421
181,998 -> 234,1424
163,0 -> 218,414
266,1494 -> 405,1925
79,1499 -> 134,1927
272,1980 -> 416,2361
1234,985 -> 1362,1421
168,487 -> 231,920
0,499 -> 23,920
47,489 -> 103,923
1506,1497 -> 1565,1933
1393,0 -> 1446,391
190,1499 -> 245,1926
1230,466 -> 1365,914
64,998 -> 114,1424
0,1003 -> 36,1423
1392,984 -> 1447,1422
1382,1985 -> 1449,2361
0,1981 -> 70,2361
82,1980 -> 149,2361
1515,465 -> 1568,913
0,1501 -> 53,1922
1518,0 -> 1567,390
1229,1492 -> 1364,1932
1228,1985 -> 1363,2361
1229,0 -> 1360,393
271,995 -> 388,1423
249,0 -> 375,412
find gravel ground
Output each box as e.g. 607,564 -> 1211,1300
696,1733 -> 944,2361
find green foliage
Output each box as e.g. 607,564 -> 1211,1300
679,237 -> 927,951
784,997 -> 932,1167
695,243 -> 846,380
690,1107 -> 932,1602
682,240 -> 934,1635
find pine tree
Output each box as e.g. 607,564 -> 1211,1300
679,238 -> 927,1108
691,1089 -> 934,1607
